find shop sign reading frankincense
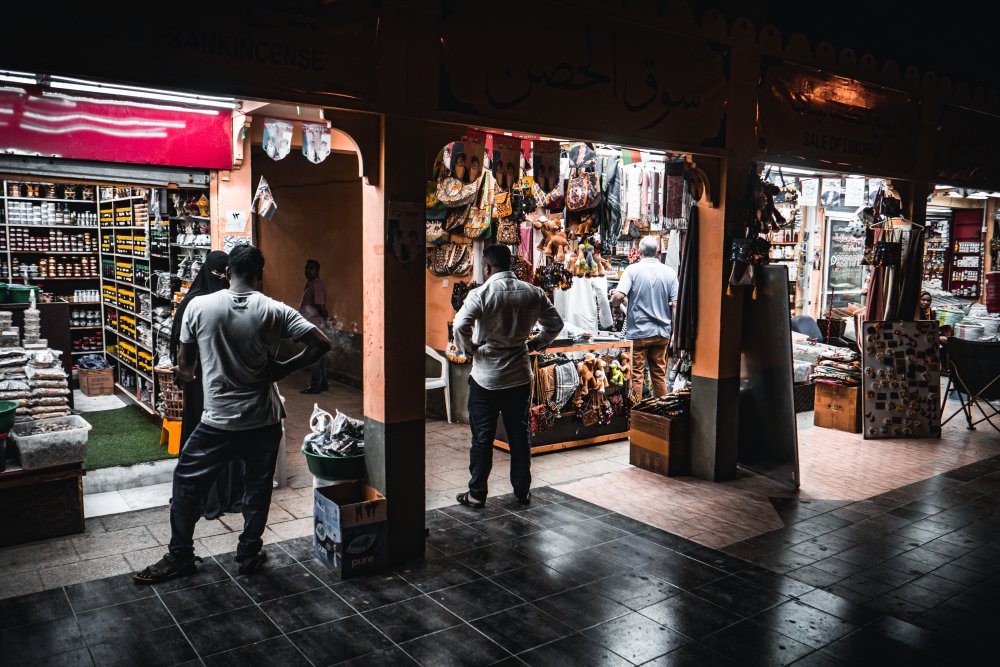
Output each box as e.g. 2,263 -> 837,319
757,62 -> 921,174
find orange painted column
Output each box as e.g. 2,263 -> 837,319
361,114 -> 428,564
687,26 -> 759,481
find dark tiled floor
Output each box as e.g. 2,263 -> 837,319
4,456 -> 1000,665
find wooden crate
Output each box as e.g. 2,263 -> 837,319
629,412 -> 690,476
814,383 -> 861,433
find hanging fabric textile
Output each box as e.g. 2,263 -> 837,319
664,230 -> 682,272
672,206 -> 699,357
600,157 -> 622,242
893,225 -> 926,321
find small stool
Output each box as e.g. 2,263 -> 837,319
160,419 -> 183,455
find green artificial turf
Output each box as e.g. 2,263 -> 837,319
82,408 -> 175,470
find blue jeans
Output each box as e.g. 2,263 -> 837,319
169,422 -> 282,561
467,378 -> 532,501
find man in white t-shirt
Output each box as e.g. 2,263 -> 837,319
134,245 -> 330,584
612,236 -> 679,398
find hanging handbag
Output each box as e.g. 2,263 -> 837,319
444,202 -> 472,233
566,171 -> 600,211
533,180 -> 565,210
428,245 -> 451,276
447,243 -> 473,276
497,220 -> 520,245
511,253 -> 533,281
426,181 -> 448,220
465,173 -> 493,240
436,176 -> 480,207
729,236 -> 771,265
494,190 -> 513,219
872,240 -> 902,267
426,221 -> 449,245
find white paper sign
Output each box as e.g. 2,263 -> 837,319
224,210 -> 247,233
844,178 -> 866,208
799,178 -> 819,206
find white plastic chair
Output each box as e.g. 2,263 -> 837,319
425,345 -> 451,423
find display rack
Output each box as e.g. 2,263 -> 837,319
1,180 -> 104,358
494,341 -> 634,455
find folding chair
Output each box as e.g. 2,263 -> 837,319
941,337 -> 1000,432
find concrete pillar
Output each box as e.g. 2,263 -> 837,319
688,28 -> 759,481
360,113 -> 428,565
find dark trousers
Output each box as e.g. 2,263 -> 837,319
310,358 -> 328,389
169,422 -> 282,561
467,377 -> 532,501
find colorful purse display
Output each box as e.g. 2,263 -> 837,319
426,181 -> 448,220
436,176 -> 480,208
465,173 -> 493,240
446,243 -> 473,276
729,236 -> 771,265
497,220 -> 520,245
494,190 -> 513,219
444,202 -> 472,233
426,220 -> 449,245
533,181 -> 564,210
566,171 -> 600,211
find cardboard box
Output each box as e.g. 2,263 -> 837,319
629,412 -> 689,476
313,481 -> 388,580
78,368 -> 114,397
814,383 -> 861,433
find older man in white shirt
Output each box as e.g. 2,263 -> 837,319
453,244 -> 563,508
612,236 -> 679,398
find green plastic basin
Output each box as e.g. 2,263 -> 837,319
0,400 -> 18,434
301,446 -> 365,481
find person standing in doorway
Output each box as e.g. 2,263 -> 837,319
453,244 -> 563,508
299,259 -> 330,394
134,245 -> 330,583
611,236 -> 679,398
168,250 -> 243,520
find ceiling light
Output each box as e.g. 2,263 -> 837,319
48,78 -> 237,109
0,71 -> 37,85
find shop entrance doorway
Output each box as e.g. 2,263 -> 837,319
424,130 -> 704,507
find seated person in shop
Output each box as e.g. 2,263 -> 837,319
611,236 -> 679,398
134,245 -> 330,583
453,244 -> 563,508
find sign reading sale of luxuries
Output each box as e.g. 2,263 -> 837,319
757,62 -> 921,175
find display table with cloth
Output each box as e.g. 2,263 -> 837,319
494,340 -> 633,455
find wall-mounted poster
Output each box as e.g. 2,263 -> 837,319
861,320 -> 942,439
492,135 -> 521,191
262,118 -> 293,161
448,132 -> 486,184
532,140 -> 560,193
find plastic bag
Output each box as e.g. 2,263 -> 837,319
303,404 -> 365,458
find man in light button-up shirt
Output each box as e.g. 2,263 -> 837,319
453,244 -> 563,507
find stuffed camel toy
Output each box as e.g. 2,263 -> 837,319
533,217 -> 570,263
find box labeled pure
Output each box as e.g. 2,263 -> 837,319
313,482 -> 388,580
814,383 -> 861,433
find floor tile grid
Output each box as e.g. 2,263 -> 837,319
2,488 -> 981,667
421,493 -> 836,666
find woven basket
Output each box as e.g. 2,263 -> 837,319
155,367 -> 184,421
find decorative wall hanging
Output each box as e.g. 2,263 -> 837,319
301,121 -> 332,164
252,176 -> 277,220
861,320 -> 942,439
532,140 -> 561,194
492,135 -> 522,192
262,118 -> 293,161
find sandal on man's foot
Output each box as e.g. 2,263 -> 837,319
237,550 -> 268,575
132,554 -> 203,585
456,492 -> 486,508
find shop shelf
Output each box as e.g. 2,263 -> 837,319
171,244 -> 211,250
69,326 -> 102,330
105,327 -> 152,352
30,276 -> 100,281
113,383 -> 156,414
8,224 -> 99,229
9,250 -> 96,255
71,350 -> 104,355
169,215 -> 210,221
106,303 -> 152,323
5,197 -> 98,204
